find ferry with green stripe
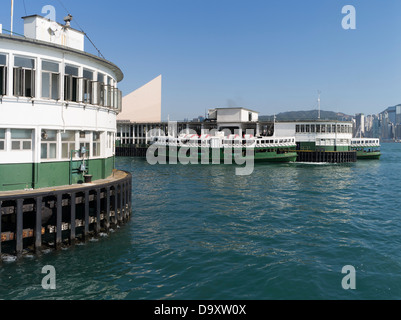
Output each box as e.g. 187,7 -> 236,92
149,133 -> 298,163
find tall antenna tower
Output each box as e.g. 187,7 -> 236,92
317,90 -> 321,119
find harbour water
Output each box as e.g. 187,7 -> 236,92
1,143 -> 401,300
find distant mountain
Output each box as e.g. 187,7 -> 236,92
259,110 -> 353,121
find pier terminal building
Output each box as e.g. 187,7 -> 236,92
116,89 -> 361,162
0,15 -> 132,257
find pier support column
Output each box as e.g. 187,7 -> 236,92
105,187 -> 110,232
35,196 -> 42,253
125,181 -> 129,220
118,184 -> 123,225
83,190 -> 89,241
70,193 -> 76,245
122,182 -> 126,222
16,199 -> 23,256
55,194 -> 62,249
95,189 -> 101,235
0,200 -> 2,258
113,186 -> 118,226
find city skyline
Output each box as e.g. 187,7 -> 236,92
1,0 -> 400,120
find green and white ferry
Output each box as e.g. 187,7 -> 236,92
350,138 -> 381,159
274,120 -> 358,163
149,132 -> 298,163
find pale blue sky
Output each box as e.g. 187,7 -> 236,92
1,0 -> 401,120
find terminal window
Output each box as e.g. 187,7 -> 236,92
11,129 -> 32,150
0,129 -> 5,150
0,54 -> 7,96
13,56 -> 36,98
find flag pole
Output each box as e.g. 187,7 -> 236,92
11,0 -> 14,35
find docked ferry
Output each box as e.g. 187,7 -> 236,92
350,138 -> 381,159
149,132 -> 298,163
274,120 -> 358,163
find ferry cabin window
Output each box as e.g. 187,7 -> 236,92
41,130 -> 57,159
42,61 -> 60,100
64,65 -> 80,102
107,132 -> 114,149
311,124 -> 315,133
300,125 -> 305,133
13,56 -> 35,97
11,129 -> 32,150
0,54 -> 6,66
115,88 -> 120,111
0,54 -> 7,96
296,125 -> 300,133
321,125 -> 326,133
0,129 -> 5,150
316,124 -> 320,133
82,69 -> 94,104
116,89 -> 122,112
305,125 -> 310,133
96,73 -> 105,106
61,130 -> 76,159
93,132 -> 101,157
105,76 -> 115,108
332,124 -> 336,133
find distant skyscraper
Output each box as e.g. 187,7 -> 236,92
396,105 -> 401,125
355,113 -> 365,137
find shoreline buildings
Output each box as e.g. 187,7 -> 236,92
355,104 -> 401,141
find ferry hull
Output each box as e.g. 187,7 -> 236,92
254,152 -> 297,162
151,147 -> 298,163
356,151 -> 381,160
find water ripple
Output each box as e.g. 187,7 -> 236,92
1,144 -> 400,299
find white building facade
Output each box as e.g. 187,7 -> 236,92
0,15 -> 123,191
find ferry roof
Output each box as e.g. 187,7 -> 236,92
213,107 -> 259,113
0,33 -> 124,82
276,119 -> 353,124
21,14 -> 85,35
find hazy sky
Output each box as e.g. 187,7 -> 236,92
1,0 -> 401,120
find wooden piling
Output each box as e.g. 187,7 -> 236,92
296,150 -> 357,163
35,196 -> 42,252
105,187 -> 110,232
70,193 -> 76,245
16,199 -> 23,255
56,194 -> 62,249
95,188 -> 101,235
119,184 -> 123,224
84,190 -> 89,241
113,186 -> 118,226
0,200 -> 2,258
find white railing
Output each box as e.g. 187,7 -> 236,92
351,138 -> 380,147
